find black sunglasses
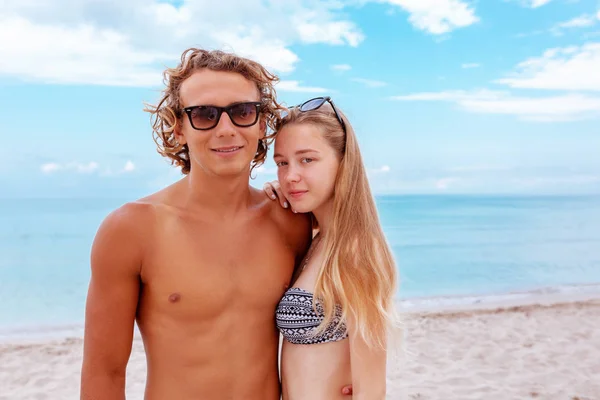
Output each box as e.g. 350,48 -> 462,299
281,96 -> 346,134
182,101 -> 262,131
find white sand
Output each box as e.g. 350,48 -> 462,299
1,296 -> 599,400
389,299 -> 600,400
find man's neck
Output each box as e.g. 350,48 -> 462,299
179,168 -> 253,218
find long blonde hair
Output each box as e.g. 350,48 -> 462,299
277,103 -> 398,349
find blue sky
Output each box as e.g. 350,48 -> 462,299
1,0 -> 599,198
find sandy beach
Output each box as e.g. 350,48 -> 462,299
1,293 -> 599,400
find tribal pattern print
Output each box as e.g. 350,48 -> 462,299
276,287 -> 348,345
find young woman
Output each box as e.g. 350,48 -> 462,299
265,97 -> 398,400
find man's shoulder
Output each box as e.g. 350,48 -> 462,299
250,187 -> 305,224
106,199 -> 156,226
96,197 -> 161,242
90,200 -> 159,276
271,203 -> 311,234
252,187 -> 312,251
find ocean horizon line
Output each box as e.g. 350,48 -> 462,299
2,282 -> 599,344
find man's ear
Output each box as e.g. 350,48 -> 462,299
259,117 -> 267,138
174,123 -> 187,145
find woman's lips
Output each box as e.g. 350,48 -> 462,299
288,190 -> 308,199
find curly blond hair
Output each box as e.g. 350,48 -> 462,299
144,48 -> 281,174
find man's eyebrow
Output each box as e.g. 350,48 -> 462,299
273,149 -> 319,159
184,99 -> 260,108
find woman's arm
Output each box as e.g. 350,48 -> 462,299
348,316 -> 387,400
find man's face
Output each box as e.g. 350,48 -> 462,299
176,69 -> 265,178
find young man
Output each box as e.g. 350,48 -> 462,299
80,48 -> 352,399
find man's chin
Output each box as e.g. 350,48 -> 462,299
191,156 -> 253,178
211,164 -> 253,178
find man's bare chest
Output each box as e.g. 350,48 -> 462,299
140,216 -> 297,319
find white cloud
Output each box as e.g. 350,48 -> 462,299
391,89 -> 505,101
40,163 -> 61,174
123,161 -> 136,173
276,80 -> 329,93
294,17 -> 364,47
73,162 -> 100,174
506,0 -> 553,9
39,160 -> 138,175
392,42 -> 600,121
526,0 -> 553,8
369,165 -> 392,174
0,0 -> 365,85
331,64 -> 352,72
40,161 -> 99,174
557,14 -> 597,28
213,31 -> 300,74
0,16 -> 169,87
381,0 -> 479,34
494,43 -> 600,91
532,0 -> 552,8
351,78 -> 388,88
435,177 -> 459,190
391,89 -> 600,121
550,14 -> 598,36
0,0 -> 482,88
461,63 -> 481,68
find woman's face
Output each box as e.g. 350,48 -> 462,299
273,123 -> 340,214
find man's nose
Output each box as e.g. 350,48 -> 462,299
215,112 -> 237,137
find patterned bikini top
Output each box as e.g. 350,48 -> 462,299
275,287 -> 348,345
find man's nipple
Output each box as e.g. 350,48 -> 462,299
168,293 -> 181,303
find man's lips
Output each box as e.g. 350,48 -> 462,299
211,145 -> 244,153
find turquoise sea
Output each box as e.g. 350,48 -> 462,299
1,194 -> 600,338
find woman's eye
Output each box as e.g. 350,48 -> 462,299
301,158 -> 313,164
276,161 -> 287,167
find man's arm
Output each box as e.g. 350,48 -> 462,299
80,204 -> 145,400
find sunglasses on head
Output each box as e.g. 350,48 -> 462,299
281,96 -> 346,134
182,101 -> 262,131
